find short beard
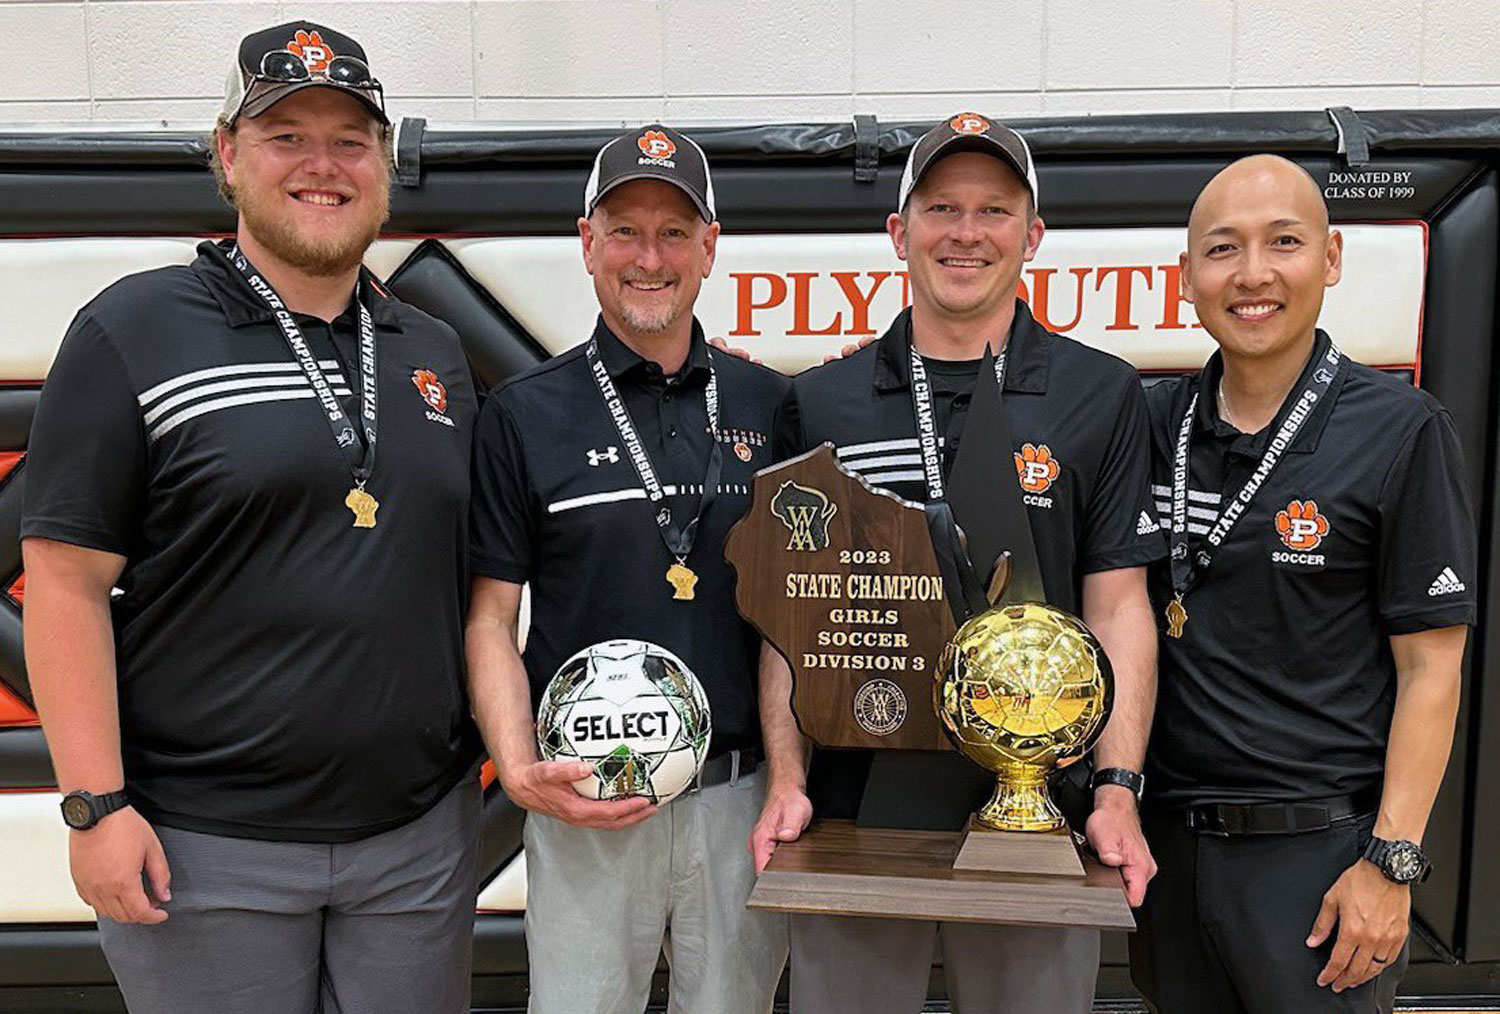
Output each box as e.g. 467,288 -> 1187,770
617,301 -> 680,335
238,183 -> 389,278
615,275 -> 683,334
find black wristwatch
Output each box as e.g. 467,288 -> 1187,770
60,789 -> 129,831
1090,767 -> 1145,802
1363,836 -> 1432,884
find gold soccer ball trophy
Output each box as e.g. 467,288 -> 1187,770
935,603 -> 1113,832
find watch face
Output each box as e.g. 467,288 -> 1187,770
1387,843 -> 1425,883
62,795 -> 93,829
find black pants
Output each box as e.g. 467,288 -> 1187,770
1129,808 -> 1408,1014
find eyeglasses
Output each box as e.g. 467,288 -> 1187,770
229,49 -> 385,124
257,49 -> 381,89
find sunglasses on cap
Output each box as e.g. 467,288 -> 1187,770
229,49 -> 385,124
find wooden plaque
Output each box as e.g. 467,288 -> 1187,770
747,820 -> 1134,931
724,445 -> 955,750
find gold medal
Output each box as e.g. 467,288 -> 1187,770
666,562 -> 698,601
345,485 -> 380,529
1165,595 -> 1187,639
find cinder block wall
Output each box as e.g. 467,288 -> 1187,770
0,0 -> 1496,126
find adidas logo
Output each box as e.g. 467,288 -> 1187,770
1428,567 -> 1466,597
1137,510 -> 1161,536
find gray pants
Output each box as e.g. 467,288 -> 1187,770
524,768 -> 788,1014
99,775 -> 482,1014
790,915 -> 1100,1014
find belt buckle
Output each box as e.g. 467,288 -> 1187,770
1188,804 -> 1224,834
1186,807 -> 1230,837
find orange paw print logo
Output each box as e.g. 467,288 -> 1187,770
1014,443 -> 1060,493
411,369 -> 448,414
950,113 -> 991,135
638,130 -> 676,160
287,29 -> 334,73
1275,499 -> 1329,550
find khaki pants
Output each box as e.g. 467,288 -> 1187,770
523,768 -> 788,1014
790,914 -> 1100,1014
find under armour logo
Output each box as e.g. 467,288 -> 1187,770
587,446 -> 620,466
336,427 -> 357,448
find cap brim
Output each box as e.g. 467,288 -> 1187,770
589,170 -> 714,223
908,134 -> 1033,202
239,79 -> 388,125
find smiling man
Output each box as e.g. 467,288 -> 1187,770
21,22 -> 482,1014
764,114 -> 1165,1014
1131,155 -> 1476,1014
465,125 -> 793,1014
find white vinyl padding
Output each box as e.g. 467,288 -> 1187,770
0,238 -> 420,381
0,791 -> 97,922
450,225 -> 1425,375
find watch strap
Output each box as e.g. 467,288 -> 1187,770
94,790 -> 129,820
1363,836 -> 1432,883
61,789 -> 129,830
1091,767 -> 1145,800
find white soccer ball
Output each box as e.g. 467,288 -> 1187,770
536,638 -> 712,805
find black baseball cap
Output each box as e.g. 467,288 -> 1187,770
584,124 -> 716,223
898,112 -> 1039,212
221,22 -> 386,128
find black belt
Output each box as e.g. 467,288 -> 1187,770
694,747 -> 761,791
1181,788 -> 1379,836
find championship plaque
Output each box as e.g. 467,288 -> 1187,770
724,444 -> 954,750
726,350 -> 1132,931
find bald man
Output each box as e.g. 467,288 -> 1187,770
1129,155 -> 1475,1013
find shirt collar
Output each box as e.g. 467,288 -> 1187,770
591,314 -> 712,383
1195,328 -> 1345,454
192,239 -> 405,333
873,299 -> 1052,394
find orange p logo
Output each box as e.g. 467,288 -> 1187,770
1275,500 -> 1329,550
1014,443 -> 1060,493
950,113 -> 990,135
638,130 -> 676,160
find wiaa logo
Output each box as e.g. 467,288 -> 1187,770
771,480 -> 838,552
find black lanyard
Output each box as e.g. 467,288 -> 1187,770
230,246 -> 380,527
908,348 -> 1006,502
586,337 -> 722,600
230,246 -> 377,484
1165,342 -> 1343,636
908,343 -> 1009,622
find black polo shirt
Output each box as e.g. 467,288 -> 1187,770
1143,330 -> 1477,808
21,239 -> 482,843
470,317 -> 789,756
777,302 -> 1166,818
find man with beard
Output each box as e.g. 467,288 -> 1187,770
466,125 -> 794,1014
1130,155 -> 1474,1013
760,114 -> 1164,1014
21,22 -> 482,1014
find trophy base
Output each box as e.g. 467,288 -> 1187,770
952,819 -> 1085,879
747,819 -> 1133,930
